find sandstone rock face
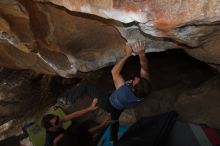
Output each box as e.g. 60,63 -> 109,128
0,0 -> 125,77
175,75 -> 220,129
185,31 -> 220,71
0,0 -> 220,76
35,0 -> 220,24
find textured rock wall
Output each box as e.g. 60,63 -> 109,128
0,0 -> 220,76
0,0 -> 125,77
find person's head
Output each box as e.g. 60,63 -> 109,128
41,114 -> 61,131
132,76 -> 151,98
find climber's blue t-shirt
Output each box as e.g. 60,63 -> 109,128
109,82 -> 143,110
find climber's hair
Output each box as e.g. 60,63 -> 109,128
41,114 -> 56,130
133,77 -> 151,98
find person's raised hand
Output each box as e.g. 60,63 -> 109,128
89,98 -> 98,111
132,40 -> 146,55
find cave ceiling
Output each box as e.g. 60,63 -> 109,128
0,0 -> 220,77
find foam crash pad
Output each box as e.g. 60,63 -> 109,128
98,125 -> 129,146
